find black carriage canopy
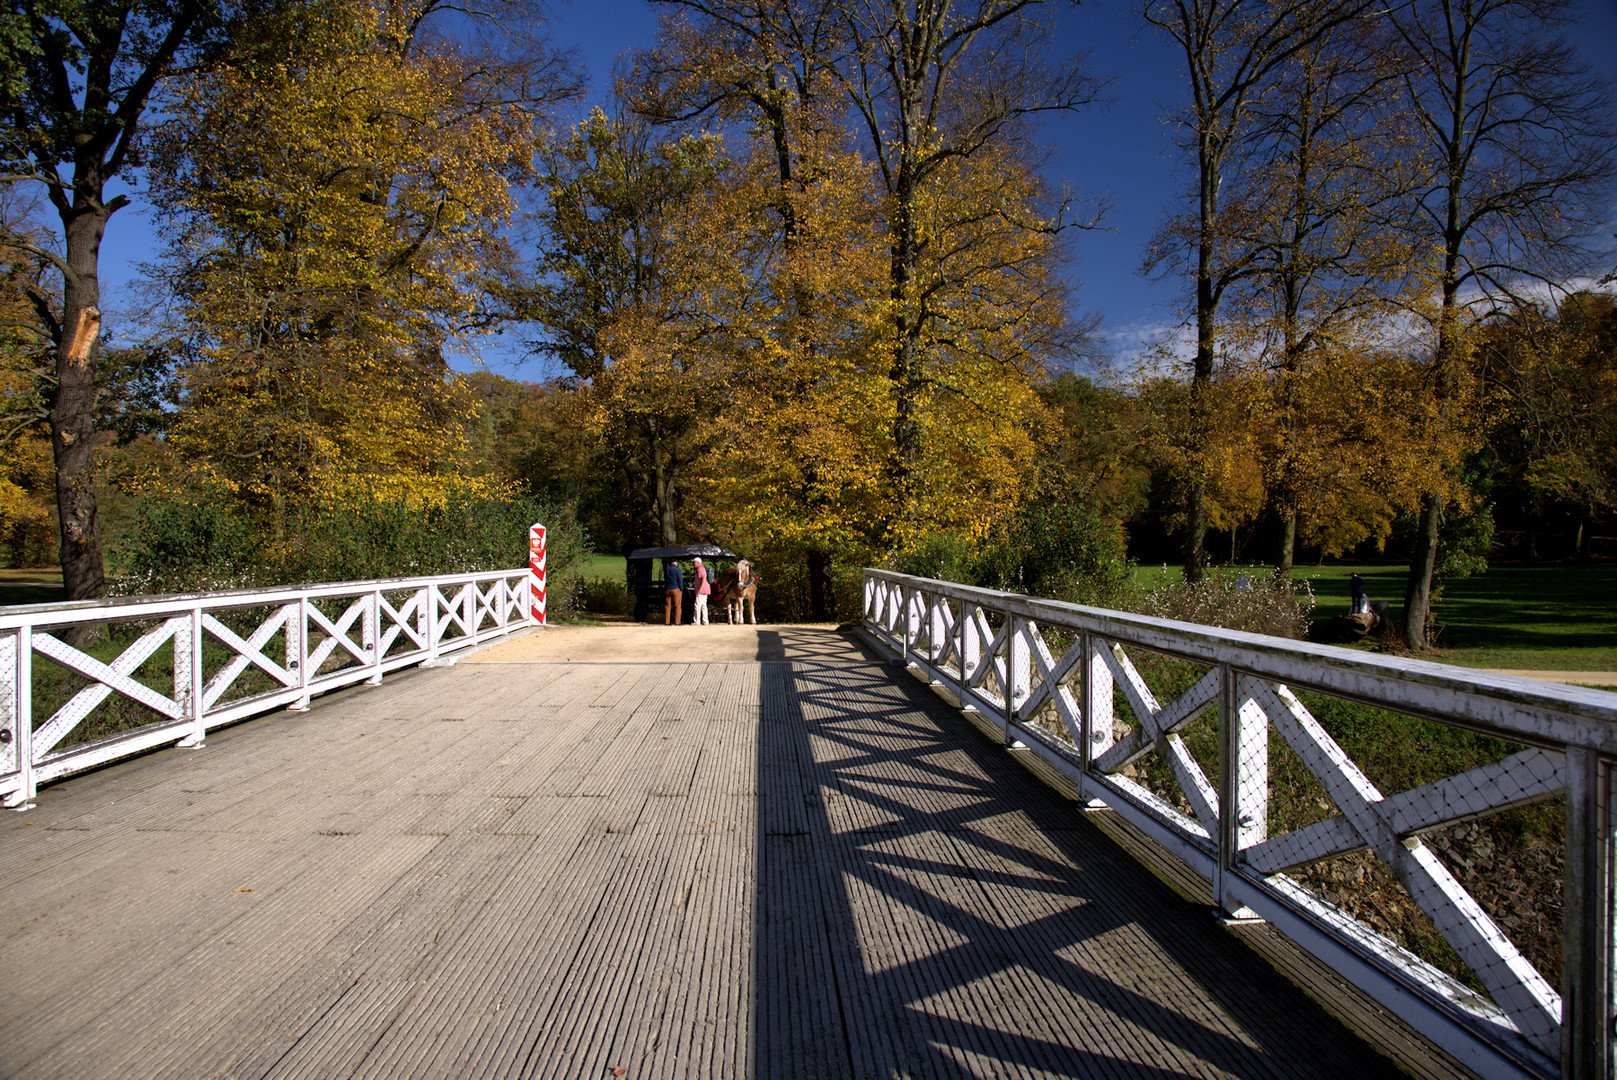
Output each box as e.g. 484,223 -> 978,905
627,544 -> 739,561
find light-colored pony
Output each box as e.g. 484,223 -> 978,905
717,560 -> 758,624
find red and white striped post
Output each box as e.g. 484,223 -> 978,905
528,523 -> 547,625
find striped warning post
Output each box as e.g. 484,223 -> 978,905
528,523 -> 547,624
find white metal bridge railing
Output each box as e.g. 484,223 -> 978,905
862,569 -> 1615,1080
0,569 -> 531,810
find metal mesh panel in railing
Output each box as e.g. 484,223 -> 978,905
861,569 -> 1616,1080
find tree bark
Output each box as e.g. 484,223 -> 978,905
1183,479 -> 1207,581
1402,490 -> 1442,648
1277,509 -> 1296,577
51,199 -> 111,603
807,548 -> 831,622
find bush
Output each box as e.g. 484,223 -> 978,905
116,489 -> 260,593
579,576 -> 632,616
891,500 -> 1130,607
1121,572 -> 1315,639
113,487 -> 592,615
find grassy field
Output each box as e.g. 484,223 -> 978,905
1291,562 -> 1617,671
0,568 -> 65,607
1135,561 -> 1617,671
582,553 -> 628,580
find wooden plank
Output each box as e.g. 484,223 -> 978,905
5,834 -> 442,1079
0,629 -> 1451,1080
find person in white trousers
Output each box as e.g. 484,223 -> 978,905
693,557 -> 711,625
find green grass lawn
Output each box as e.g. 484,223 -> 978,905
0,568 -> 65,607
1289,562 -> 1617,671
582,553 -> 627,580
1131,561 -> 1617,670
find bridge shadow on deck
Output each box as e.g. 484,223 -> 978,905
753,628 -> 1398,1079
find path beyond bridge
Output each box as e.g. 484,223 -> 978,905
1,624 -> 1433,1078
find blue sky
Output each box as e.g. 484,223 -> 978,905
94,0 -> 1617,378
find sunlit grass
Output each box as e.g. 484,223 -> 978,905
1133,561 -> 1616,672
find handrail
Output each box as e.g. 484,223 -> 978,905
1,568 -> 532,809
862,569 -> 1615,1080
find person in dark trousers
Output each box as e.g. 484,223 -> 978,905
664,559 -> 685,625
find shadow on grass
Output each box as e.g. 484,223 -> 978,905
1296,563 -> 1617,660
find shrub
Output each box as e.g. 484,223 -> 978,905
891,500 -> 1130,608
1121,572 -> 1315,639
579,576 -> 632,616
113,487 -> 591,615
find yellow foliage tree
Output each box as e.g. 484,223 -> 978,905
148,0 -> 535,537
0,191 -> 57,564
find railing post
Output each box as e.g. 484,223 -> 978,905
1215,667 -> 1267,920
175,608 -> 206,748
1563,746 -> 1615,1079
10,626 -> 32,807
901,585 -> 913,667
1007,616 -> 1030,745
366,587 -> 383,684
291,595 -> 311,710
928,592 -> 947,668
959,603 -> 973,686
1,629 -> 31,808
421,585 -> 436,660
1083,635 -> 1114,766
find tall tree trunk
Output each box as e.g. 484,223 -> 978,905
1403,491 -> 1442,648
888,174 -> 921,526
52,201 -> 109,603
1184,125 -> 1219,584
1277,509 -> 1296,577
1403,269 -> 1462,647
807,548 -> 831,622
1184,479 -> 1208,580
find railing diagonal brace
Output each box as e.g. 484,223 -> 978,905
1247,678 -> 1562,1054
201,608 -> 299,708
32,625 -> 185,755
1099,643 -> 1220,826
1022,628 -> 1084,744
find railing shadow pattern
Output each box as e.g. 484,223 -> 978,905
862,570 -> 1617,1080
753,628 -> 1397,1078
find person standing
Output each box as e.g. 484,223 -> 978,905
693,557 -> 711,625
664,559 -> 685,625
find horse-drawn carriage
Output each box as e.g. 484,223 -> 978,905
626,543 -> 760,624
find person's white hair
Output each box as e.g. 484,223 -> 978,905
693,557 -> 703,564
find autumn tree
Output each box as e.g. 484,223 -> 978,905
1387,0 -> 1615,647
628,1 -> 865,615
1476,293 -> 1617,560
0,186 -> 56,562
0,0 -> 232,598
523,110 -> 725,557
623,0 -> 1092,618
827,0 -> 1099,530
1142,0 -> 1376,580
1222,17 -> 1423,574
148,0 -> 569,538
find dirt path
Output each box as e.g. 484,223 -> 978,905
463,622 -> 840,663
1477,669 -> 1617,687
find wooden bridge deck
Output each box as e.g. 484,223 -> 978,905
0,626 -> 1411,1079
